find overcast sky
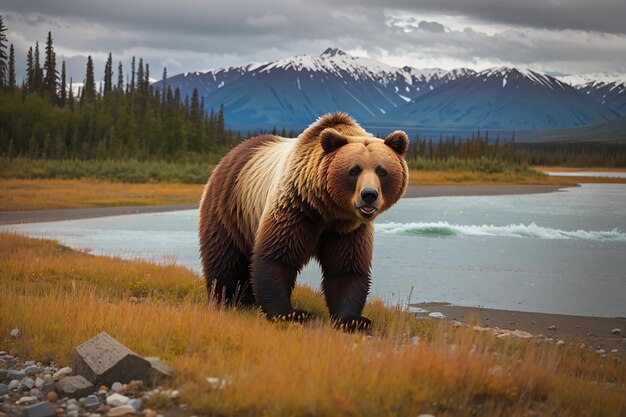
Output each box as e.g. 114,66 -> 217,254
2,0 -> 626,84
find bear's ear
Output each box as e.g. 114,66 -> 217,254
384,130 -> 409,156
320,128 -> 349,154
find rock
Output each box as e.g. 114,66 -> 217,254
0,384 -> 9,396
128,399 -> 142,412
144,358 -> 174,385
596,348 -> 606,355
611,328 -> 621,335
52,367 -> 72,381
46,391 -> 58,402
107,405 -> 136,417
21,402 -> 57,417
16,396 -> 39,405
556,340 -> 565,347
20,379 -> 35,391
142,409 -> 156,417
126,381 -> 144,395
111,382 -> 123,393
73,333 -> 150,387
206,377 -> 229,389
428,312 -> 445,319
24,365 -> 39,376
56,375 -> 95,399
0,369 -> 7,380
8,370 -> 26,380
66,404 -> 79,412
10,328 -> 21,339
67,411 -> 79,417
35,377 -> 44,390
106,393 -> 130,407
548,325 -> 556,330
29,388 -> 43,400
8,380 -> 20,390
83,395 -> 100,408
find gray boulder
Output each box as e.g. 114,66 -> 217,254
72,332 -> 150,387
55,375 -> 95,399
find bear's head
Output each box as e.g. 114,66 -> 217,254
321,128 -> 409,222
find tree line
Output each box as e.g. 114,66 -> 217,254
0,15 -> 624,167
0,17 -> 239,161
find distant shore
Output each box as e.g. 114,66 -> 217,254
413,302 -> 625,359
0,184 -> 572,225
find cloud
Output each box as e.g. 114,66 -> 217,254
1,0 -> 625,84
417,20 -> 445,33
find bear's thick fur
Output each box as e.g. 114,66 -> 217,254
199,113 -> 408,330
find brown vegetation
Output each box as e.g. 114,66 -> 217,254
1,232 -> 624,416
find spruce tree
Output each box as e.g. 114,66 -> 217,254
34,42 -> 43,94
8,43 -> 15,90
0,15 -> 7,88
117,61 -> 124,90
104,52 -> 113,93
44,31 -> 58,99
26,47 -> 34,93
82,55 -> 96,102
130,56 -> 136,92
60,61 -> 66,107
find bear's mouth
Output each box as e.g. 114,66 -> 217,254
357,205 -> 377,218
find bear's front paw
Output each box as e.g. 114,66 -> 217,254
334,315 -> 372,333
269,309 -> 311,323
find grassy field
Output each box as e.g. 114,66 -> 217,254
0,232 -> 624,417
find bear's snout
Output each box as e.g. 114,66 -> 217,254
360,188 -> 378,204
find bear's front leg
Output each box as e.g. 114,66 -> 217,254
251,207 -> 321,322
317,223 -> 374,332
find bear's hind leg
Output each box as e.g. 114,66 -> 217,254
199,218 -> 255,306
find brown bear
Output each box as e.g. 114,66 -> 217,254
198,113 -> 408,330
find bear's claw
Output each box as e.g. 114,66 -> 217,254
270,309 -> 311,323
335,315 -> 372,333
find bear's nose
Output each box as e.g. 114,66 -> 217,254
361,188 -> 378,204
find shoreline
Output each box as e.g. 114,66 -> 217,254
413,302 -> 625,359
0,184 -> 571,225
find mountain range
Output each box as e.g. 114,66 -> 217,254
156,49 -> 626,140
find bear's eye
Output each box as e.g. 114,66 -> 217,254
348,166 -> 361,177
377,167 -> 388,178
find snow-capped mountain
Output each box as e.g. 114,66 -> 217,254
558,72 -> 626,87
156,48 -> 474,129
368,67 -> 619,135
574,81 -> 626,116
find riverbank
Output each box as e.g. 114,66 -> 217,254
413,302 -> 625,360
0,184 -> 570,225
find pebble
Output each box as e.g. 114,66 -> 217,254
610,349 -> 618,354
53,367 -> 72,381
142,409 -> 156,417
106,393 -> 130,407
0,370 -> 7,380
8,380 -> 20,391
596,348 -> 606,355
20,379 -> 35,391
29,388 -> 43,400
548,325 -> 556,330
15,396 -> 38,405
0,384 -> 8,396
67,404 -> 79,412
611,328 -> 621,335
9,328 -> 21,339
24,365 -> 39,376
8,370 -> 26,380
556,340 -> 565,346
428,312 -> 445,319
111,382 -> 123,393
128,399 -> 142,412
21,402 -> 57,417
83,395 -> 100,408
107,405 -> 137,416
35,377 -> 44,390
46,391 -> 58,402
68,411 -> 79,417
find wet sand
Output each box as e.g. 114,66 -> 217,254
0,184 -> 570,225
414,302 -> 625,358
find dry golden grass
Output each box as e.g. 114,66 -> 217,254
1,232 -> 624,416
0,179 -> 205,211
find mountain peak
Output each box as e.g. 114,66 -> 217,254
321,47 -> 348,57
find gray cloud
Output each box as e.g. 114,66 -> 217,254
1,0 -> 625,85
417,20 -> 445,33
